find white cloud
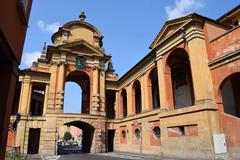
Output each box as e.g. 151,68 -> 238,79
165,0 -> 204,20
37,20 -> 60,33
22,51 -> 41,67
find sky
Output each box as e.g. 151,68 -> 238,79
21,0 -> 239,113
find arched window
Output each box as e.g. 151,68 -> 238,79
149,68 -> 160,109
121,89 -> 127,117
64,71 -> 90,114
167,48 -> 194,109
133,80 -> 142,114
220,73 -> 240,118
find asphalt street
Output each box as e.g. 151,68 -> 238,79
35,145 -> 183,160
59,154 -> 132,160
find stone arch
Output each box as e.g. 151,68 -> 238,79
132,80 -> 142,114
59,120 -> 96,153
120,89 -> 127,118
148,67 -> 160,109
64,70 -> 90,114
219,72 -> 240,118
166,48 -> 194,109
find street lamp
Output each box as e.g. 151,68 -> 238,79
133,120 -> 142,156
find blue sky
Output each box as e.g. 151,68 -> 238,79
21,0 -> 239,113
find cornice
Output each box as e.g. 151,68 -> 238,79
209,49 -> 240,69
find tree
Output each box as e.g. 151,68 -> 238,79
63,131 -> 72,142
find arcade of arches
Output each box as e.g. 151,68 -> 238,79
8,8 -> 240,159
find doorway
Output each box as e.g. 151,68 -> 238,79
27,128 -> 41,154
107,130 -> 115,152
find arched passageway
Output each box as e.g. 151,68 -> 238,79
167,48 -> 194,109
64,82 -> 82,113
106,90 -> 116,119
133,80 -> 142,114
64,71 -> 90,114
220,72 -> 240,118
148,67 -> 160,109
121,89 -> 127,117
57,121 -> 95,155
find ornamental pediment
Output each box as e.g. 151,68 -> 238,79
58,39 -> 105,57
150,17 -> 191,49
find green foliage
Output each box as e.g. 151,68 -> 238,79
63,131 -> 72,142
5,149 -> 22,160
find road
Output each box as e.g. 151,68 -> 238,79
30,145 -> 183,160
59,154 -> 132,160
57,145 -> 130,160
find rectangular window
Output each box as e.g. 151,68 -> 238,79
168,124 -> 198,137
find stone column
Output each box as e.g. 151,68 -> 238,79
186,30 -> 215,104
140,76 -> 146,111
127,85 -> 133,115
41,117 -> 57,155
91,64 -> 100,114
15,118 -> 27,153
143,73 -> 151,110
94,122 -> 106,153
43,84 -> 49,115
19,76 -> 32,114
186,28 -> 221,136
115,91 -> 119,118
47,64 -> 58,113
99,68 -> 106,115
156,56 -> 169,110
55,63 -> 65,112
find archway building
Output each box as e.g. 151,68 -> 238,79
8,6 -> 240,159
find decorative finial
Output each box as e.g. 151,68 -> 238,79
107,56 -> 115,73
39,42 -> 47,61
79,11 -> 86,21
42,42 -> 46,51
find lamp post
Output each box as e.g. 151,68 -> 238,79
133,120 -> 142,156
140,125 -> 142,156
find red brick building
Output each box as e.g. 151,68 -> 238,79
0,0 -> 32,158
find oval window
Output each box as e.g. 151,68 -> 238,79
153,127 -> 160,139
121,130 -> 126,139
134,128 -> 141,140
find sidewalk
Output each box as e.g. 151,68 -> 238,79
25,154 -> 60,160
96,152 -> 187,160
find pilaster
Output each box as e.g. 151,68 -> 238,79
99,67 -> 106,115
186,30 -> 215,104
19,76 -> 32,114
15,119 -> 26,153
43,84 -> 49,115
91,65 -> 100,114
115,91 -> 119,118
55,63 -> 65,111
156,56 -> 168,110
47,64 -> 58,113
140,76 -> 147,111
143,72 -> 151,110
41,117 -> 57,155
127,84 -> 133,115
